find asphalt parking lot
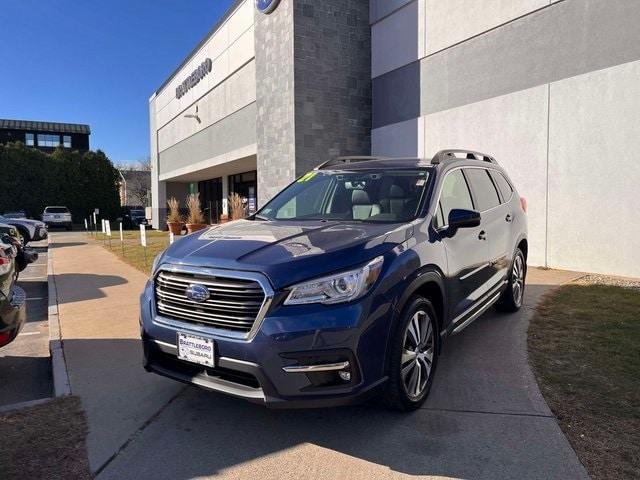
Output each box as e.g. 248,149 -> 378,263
0,239 -> 51,407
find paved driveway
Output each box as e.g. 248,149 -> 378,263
98,274 -> 587,479
50,232 -> 589,479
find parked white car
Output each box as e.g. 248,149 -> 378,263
42,206 -> 73,231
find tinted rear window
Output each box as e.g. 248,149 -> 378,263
45,207 -> 69,213
464,169 -> 501,211
490,171 -> 513,202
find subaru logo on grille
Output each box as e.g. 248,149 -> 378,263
185,284 -> 210,303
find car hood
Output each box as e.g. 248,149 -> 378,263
160,219 -> 412,289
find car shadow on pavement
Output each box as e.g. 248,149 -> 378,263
54,274 -> 128,304
49,242 -> 88,249
80,281 -> 585,479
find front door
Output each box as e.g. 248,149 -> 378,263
435,169 -> 493,321
464,168 -> 510,287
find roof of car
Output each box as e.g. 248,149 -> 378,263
316,155 -> 501,171
317,157 -> 432,171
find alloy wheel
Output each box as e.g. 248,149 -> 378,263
512,254 -> 525,307
401,310 -> 435,400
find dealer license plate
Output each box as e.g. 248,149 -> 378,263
177,332 -> 215,367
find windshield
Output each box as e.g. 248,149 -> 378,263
45,207 -> 69,213
257,169 -> 430,222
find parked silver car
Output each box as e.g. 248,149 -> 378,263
42,206 -> 73,231
0,215 -> 47,245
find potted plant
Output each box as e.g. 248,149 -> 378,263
228,193 -> 246,221
185,193 -> 208,233
166,197 -> 183,235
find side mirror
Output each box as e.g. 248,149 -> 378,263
446,209 -> 481,236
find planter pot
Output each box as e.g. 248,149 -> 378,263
167,222 -> 182,235
186,223 -> 208,234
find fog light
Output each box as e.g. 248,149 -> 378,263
338,370 -> 351,382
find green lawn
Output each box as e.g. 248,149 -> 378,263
91,229 -> 174,274
529,282 -> 640,480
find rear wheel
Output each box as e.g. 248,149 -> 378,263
384,296 -> 439,411
496,248 -> 526,312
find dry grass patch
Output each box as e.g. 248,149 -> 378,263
92,229 -> 171,274
0,396 -> 91,479
528,282 -> 640,480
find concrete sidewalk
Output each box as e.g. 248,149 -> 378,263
50,232 -> 181,472
52,231 -> 589,479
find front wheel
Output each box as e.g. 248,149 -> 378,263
495,248 -> 526,312
384,296 -> 439,411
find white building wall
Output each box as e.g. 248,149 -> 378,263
422,85 -> 549,268
547,60 -> 640,278
371,0 -> 640,277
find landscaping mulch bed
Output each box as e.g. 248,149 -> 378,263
528,277 -> 640,480
0,396 -> 91,479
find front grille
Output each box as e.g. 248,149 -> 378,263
154,270 -> 266,333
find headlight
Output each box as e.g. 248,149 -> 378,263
284,256 -> 384,305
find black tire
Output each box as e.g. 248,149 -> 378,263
495,248 -> 526,313
384,296 -> 439,411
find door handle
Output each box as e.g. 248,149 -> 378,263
478,230 -> 487,241
505,214 -> 512,223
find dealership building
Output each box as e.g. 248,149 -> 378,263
150,0 -> 640,278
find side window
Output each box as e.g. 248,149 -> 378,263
436,170 -> 474,228
490,171 -> 513,202
465,168 -> 500,211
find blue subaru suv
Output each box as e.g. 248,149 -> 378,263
140,150 -> 528,411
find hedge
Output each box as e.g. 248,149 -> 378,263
0,142 -> 121,222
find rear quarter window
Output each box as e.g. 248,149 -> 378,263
490,171 -> 514,202
464,168 -> 501,211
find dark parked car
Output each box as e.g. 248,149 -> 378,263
2,211 -> 27,219
0,235 -> 26,349
130,209 -> 149,228
0,215 -> 47,245
140,150 -> 528,410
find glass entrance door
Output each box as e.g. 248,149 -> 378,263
198,177 -> 223,224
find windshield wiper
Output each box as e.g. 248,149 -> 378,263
253,214 -> 270,221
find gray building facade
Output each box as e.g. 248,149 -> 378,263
151,0 -> 640,278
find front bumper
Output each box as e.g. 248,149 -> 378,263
32,226 -> 48,240
0,285 -> 27,348
140,276 -> 394,408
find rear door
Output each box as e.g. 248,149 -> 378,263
464,168 -> 509,285
435,169 -> 492,321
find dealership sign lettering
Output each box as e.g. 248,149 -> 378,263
175,58 -> 212,99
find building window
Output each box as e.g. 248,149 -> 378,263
25,133 -> 35,146
63,135 -> 71,148
37,134 -> 61,147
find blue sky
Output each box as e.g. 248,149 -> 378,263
0,0 -> 235,164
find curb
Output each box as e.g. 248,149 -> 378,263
47,237 -> 72,397
0,397 -> 54,415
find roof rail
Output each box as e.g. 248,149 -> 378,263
431,149 -> 497,165
315,156 -> 387,170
